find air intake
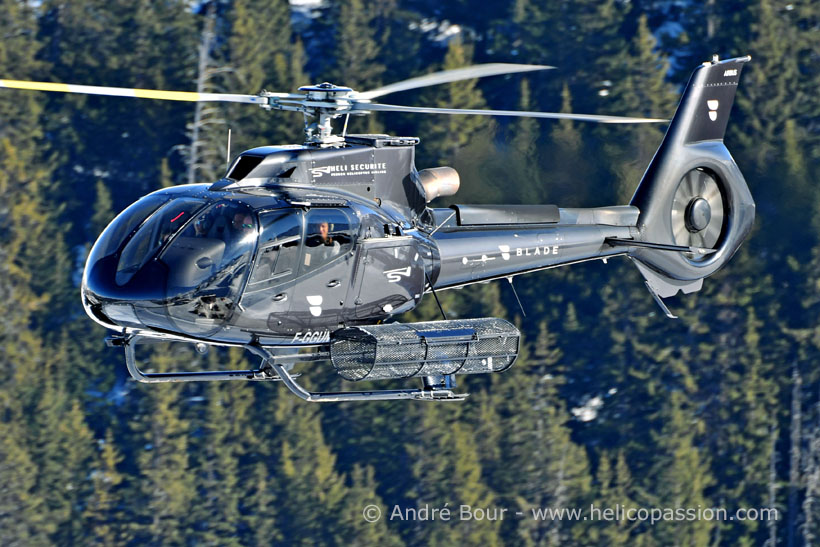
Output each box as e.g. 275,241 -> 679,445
330,318 -> 519,381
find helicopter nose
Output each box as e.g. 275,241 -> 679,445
81,249 -> 169,330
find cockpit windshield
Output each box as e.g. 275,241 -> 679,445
159,201 -> 257,335
89,193 -> 169,267
83,189 -> 266,338
115,198 -> 206,285
161,201 -> 257,295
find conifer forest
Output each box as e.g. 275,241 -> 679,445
1,0 -> 819,545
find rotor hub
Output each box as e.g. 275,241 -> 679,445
685,197 -> 711,232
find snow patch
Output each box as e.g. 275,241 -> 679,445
571,395 -> 603,422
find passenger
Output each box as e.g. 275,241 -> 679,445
306,221 -> 340,267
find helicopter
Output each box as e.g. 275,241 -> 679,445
0,55 -> 754,402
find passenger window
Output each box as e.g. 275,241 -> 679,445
245,210 -> 302,295
302,209 -> 353,274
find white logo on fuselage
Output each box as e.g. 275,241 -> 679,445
310,163 -> 388,179
384,266 -> 412,283
306,295 -> 323,317
515,245 -> 559,256
310,166 -> 333,178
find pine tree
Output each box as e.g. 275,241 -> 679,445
52,399 -> 100,544
222,0 -> 307,150
416,39 -> 495,168
0,411 -> 52,545
588,451 -> 637,545
507,78 -> 544,204
600,14 -> 676,203
266,393 -> 358,543
407,403 -> 502,545
486,329 -> 591,545
326,0 -> 385,135
191,384 -> 243,545
545,84 -> 593,206
329,0 -> 384,91
646,390 -> 715,545
38,0 -> 198,200
84,429 -> 128,546
732,0 -> 804,170
337,465 -> 403,546
91,180 -> 115,238
190,349 -> 260,543
185,2 -> 231,185
241,461 -> 281,544
131,344 -> 196,544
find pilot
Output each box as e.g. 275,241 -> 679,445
232,212 -> 254,235
194,211 -> 214,237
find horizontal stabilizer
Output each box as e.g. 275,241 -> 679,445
605,237 -> 716,255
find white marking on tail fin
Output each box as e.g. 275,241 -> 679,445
707,99 -> 719,121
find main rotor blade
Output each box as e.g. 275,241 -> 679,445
0,79 -> 290,104
355,63 -> 554,100
354,102 -> 668,124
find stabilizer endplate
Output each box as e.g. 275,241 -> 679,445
630,258 -> 703,299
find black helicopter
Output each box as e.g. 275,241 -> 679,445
0,56 -> 754,402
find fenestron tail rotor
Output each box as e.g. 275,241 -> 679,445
1,61 -> 669,145
671,168 -> 726,256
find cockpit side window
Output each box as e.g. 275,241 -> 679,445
244,210 -> 302,302
301,208 -> 353,275
115,198 -> 205,286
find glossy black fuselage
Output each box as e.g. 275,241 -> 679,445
82,138 -> 640,347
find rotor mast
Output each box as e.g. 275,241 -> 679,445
259,82 -> 369,146
261,83 -> 369,145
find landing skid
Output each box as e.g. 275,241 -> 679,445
106,333 -> 468,402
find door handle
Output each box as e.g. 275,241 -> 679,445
272,293 -> 288,302
327,279 -> 341,288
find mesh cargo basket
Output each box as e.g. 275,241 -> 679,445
330,318 -> 519,381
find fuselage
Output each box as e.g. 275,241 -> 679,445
82,137 -> 641,347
